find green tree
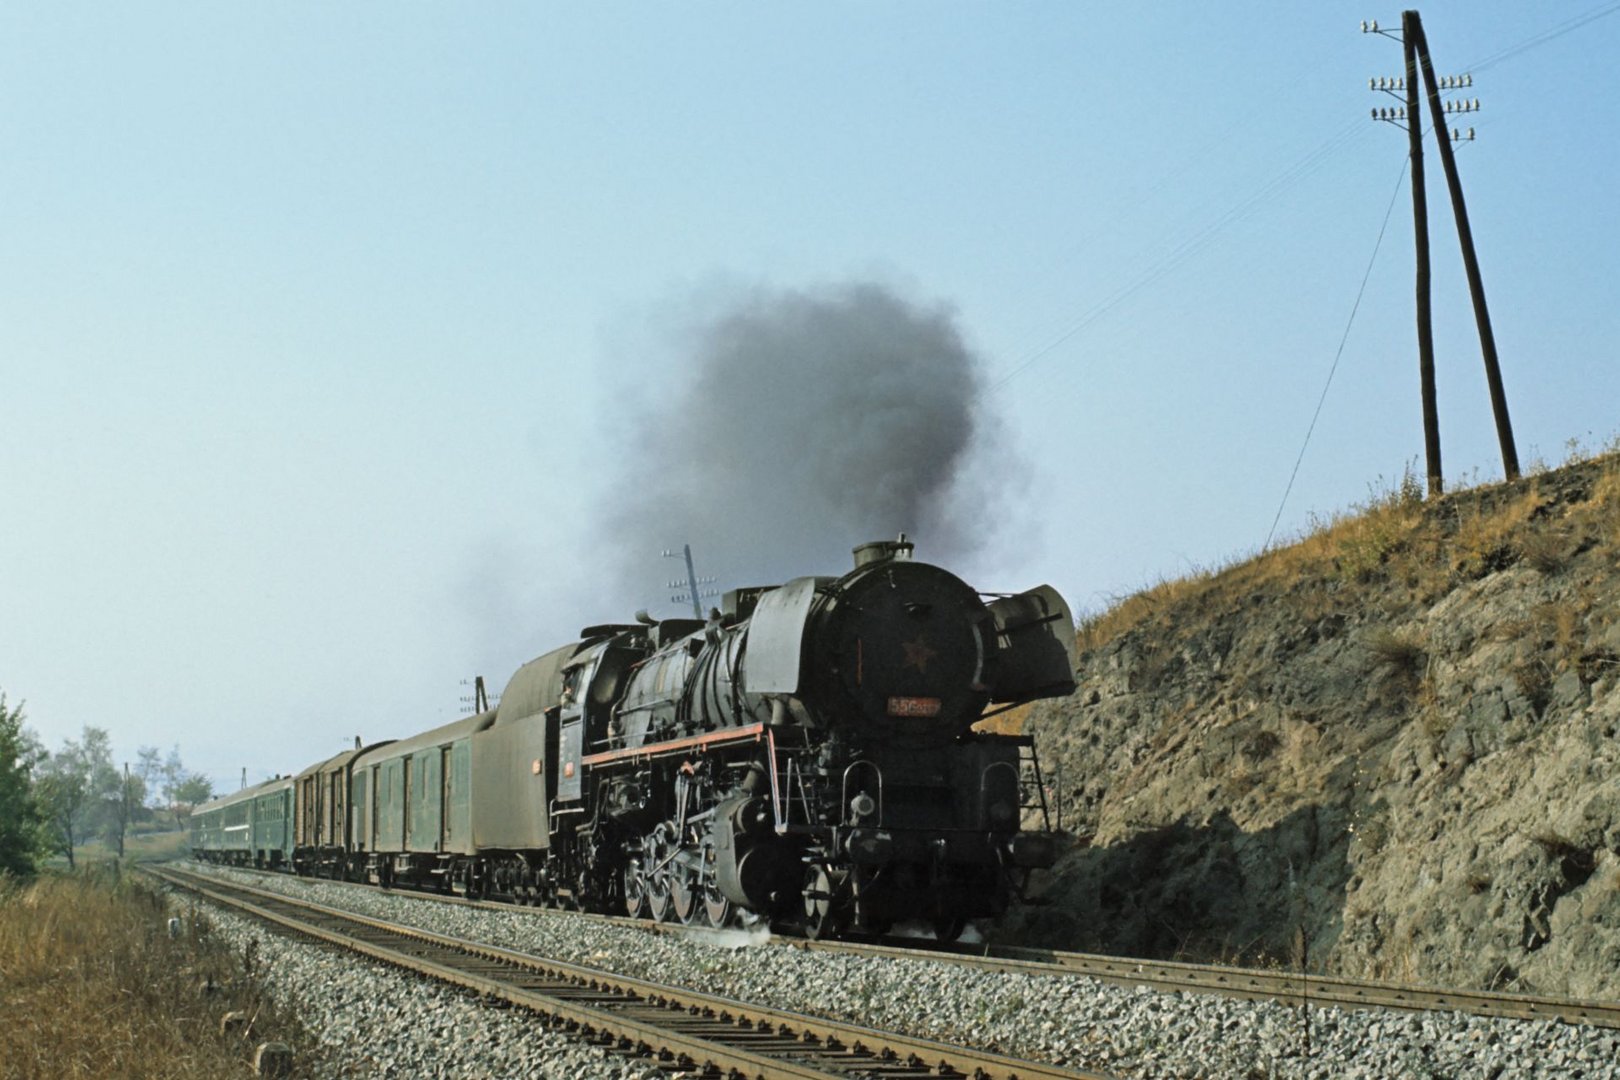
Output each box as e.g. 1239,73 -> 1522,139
35,750 -> 90,869
0,692 -> 46,878
156,744 -> 201,830
35,727 -> 116,868
171,772 -> 214,819
101,765 -> 146,856
135,745 -> 164,808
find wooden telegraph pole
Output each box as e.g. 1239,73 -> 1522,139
1366,11 -> 1521,491
1407,10 -> 1520,481
1401,13 -> 1443,496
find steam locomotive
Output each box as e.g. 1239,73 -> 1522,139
191,538 -> 1076,939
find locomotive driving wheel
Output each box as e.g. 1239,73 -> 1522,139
701,866 -> 732,928
670,859 -> 700,924
644,825 -> 675,922
623,858 -> 648,919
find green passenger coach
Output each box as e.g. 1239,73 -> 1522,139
190,776 -> 295,868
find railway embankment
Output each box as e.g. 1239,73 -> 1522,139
1006,449 -> 1620,999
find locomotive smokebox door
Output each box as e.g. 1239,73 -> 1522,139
558,719 -> 584,802
986,585 -> 1077,702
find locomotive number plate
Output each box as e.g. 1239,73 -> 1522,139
887,696 -> 942,717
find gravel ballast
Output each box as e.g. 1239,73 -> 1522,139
179,866 -> 1620,1080
198,903 -> 662,1080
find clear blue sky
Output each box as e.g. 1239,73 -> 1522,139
4,3 -> 1617,792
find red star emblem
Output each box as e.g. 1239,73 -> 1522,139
901,636 -> 937,673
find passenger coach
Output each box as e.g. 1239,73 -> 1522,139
190,777 -> 295,869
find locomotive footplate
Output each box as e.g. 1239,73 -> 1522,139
839,826 -> 1055,869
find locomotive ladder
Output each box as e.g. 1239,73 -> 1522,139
767,729 -> 826,833
1017,737 -> 1054,832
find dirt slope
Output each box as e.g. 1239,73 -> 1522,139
1001,452 -> 1620,998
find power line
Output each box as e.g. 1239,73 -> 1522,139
1264,157 -> 1409,551
1467,0 -> 1620,72
991,118 -> 1371,392
988,4 -> 1620,397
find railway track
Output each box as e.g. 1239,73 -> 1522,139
802,937 -> 1620,1031
152,864 -> 1109,1080
179,862 -> 1620,1033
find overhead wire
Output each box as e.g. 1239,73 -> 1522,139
991,115 -> 1253,365
990,117 -> 1372,391
1465,0 -> 1620,72
1263,156 -> 1410,551
1260,5 -> 1620,542
988,3 -> 1620,399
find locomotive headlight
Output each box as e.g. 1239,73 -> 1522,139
988,800 -> 1015,826
849,791 -> 877,822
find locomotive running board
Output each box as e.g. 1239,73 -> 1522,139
580,722 -> 767,768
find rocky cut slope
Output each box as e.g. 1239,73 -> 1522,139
1000,451 -> 1620,999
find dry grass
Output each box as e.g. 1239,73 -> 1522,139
1517,529 -> 1569,575
1075,449 -> 1620,656
976,701 -> 1033,735
1365,628 -> 1427,682
0,865 -> 315,1080
1076,568 -> 1222,654
1449,488 -> 1545,579
1592,465 -> 1620,518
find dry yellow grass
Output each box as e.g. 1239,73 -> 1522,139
1076,450 -> 1620,655
976,701 -> 1033,735
1449,487 -> 1545,579
0,866 -> 313,1080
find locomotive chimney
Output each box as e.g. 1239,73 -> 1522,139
852,533 -> 915,569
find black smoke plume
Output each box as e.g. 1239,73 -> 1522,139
597,282 -> 1016,610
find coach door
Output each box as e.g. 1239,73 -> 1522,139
398,761 -> 411,854
329,770 -> 344,847
420,751 -> 443,852
369,764 -> 381,849
440,746 -> 453,849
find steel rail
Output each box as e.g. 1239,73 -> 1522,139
152,865 -> 1109,1080
180,862 -> 1620,1031
798,938 -> 1620,1031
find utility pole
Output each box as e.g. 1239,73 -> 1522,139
664,545 -> 717,619
459,676 -> 497,716
1366,11 -> 1519,490
1408,11 -> 1520,480
1402,16 -> 1441,496
121,761 -> 131,858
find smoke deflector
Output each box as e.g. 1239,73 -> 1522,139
986,586 -> 1076,703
